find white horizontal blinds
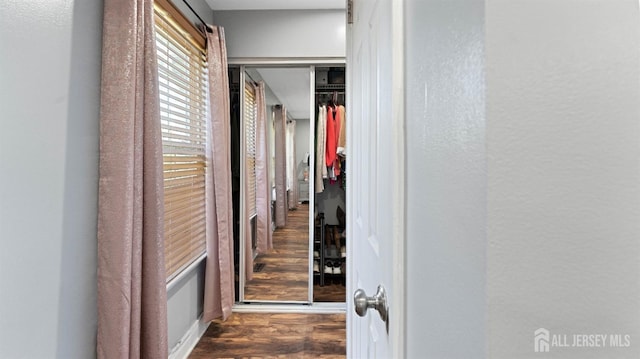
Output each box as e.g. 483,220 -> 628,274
154,6 -> 208,281
244,82 -> 257,217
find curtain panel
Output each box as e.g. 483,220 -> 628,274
97,0 -> 168,358
203,26 -> 235,322
287,120 -> 299,209
243,94 -> 254,281
274,105 -> 288,227
255,82 -> 273,253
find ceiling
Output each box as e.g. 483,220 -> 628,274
204,1 -> 339,119
205,0 -> 345,10
255,68 -> 310,119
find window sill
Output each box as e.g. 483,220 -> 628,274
166,252 -> 207,293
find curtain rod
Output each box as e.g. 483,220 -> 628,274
181,0 -> 212,33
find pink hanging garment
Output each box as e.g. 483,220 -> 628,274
333,106 -> 342,177
325,105 -> 337,167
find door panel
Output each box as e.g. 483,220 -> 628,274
347,0 -> 396,357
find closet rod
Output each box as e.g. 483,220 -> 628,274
181,0 -> 212,34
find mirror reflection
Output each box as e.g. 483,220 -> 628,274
241,66 -> 311,302
230,65 -> 347,304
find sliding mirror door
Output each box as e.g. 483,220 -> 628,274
239,66 -> 314,303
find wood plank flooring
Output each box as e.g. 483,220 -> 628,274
244,204 -> 310,301
243,203 -> 346,303
189,313 -> 346,358
314,282 -> 346,302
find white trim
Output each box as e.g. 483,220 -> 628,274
237,61 -> 351,306
241,299 -> 310,305
168,316 -> 210,359
239,66 -> 247,302
390,0 -> 406,357
345,10 -> 356,358
166,253 -> 206,292
228,57 -> 346,66
308,65 -> 316,303
233,302 -> 346,314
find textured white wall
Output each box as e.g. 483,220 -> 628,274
167,263 -> 205,353
0,1 -> 102,357
406,0 -> 640,358
294,118 -> 310,180
212,10 -> 346,59
405,0 -> 487,357
486,1 -> 640,358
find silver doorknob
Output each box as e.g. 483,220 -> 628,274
354,285 -> 388,323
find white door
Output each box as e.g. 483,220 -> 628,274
346,0 -> 404,357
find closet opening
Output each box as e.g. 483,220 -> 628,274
229,63 -> 347,307
313,66 -> 346,303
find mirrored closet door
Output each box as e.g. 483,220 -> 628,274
231,64 -> 347,304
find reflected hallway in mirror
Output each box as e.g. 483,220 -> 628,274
240,66 -> 312,303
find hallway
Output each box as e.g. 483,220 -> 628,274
189,312 -> 346,358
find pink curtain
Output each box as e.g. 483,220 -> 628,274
274,105 -> 288,227
255,82 -> 273,252
97,0 -> 168,358
243,162 -> 254,281
203,26 -> 235,322
288,120 -> 299,209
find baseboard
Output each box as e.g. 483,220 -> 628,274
168,316 -> 210,359
233,302 -> 346,314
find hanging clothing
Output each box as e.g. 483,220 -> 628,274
274,105 -> 288,227
325,105 -> 337,167
332,105 -> 342,177
337,105 -> 346,157
315,105 -> 326,193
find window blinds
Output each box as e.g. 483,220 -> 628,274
244,83 -> 257,218
155,6 -> 208,281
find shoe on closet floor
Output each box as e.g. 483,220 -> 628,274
333,264 -> 342,275
314,260 -> 319,273
340,246 -> 346,257
324,264 -> 333,274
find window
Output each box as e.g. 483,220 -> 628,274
244,82 -> 257,218
154,4 -> 208,281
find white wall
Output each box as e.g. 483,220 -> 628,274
405,1 -> 487,357
405,0 -> 640,358
294,118 -> 310,180
167,263 -> 206,356
0,1 -> 103,358
0,1 -> 214,357
212,10 -> 346,59
486,1 -> 640,358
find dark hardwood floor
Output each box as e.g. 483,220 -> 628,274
243,203 -> 346,303
189,313 -> 346,358
314,282 -> 346,302
244,204 -> 311,301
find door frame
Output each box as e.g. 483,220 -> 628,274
389,0 -> 406,355
233,59 -> 349,311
